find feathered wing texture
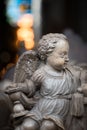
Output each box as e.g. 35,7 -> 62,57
13,50 -> 40,83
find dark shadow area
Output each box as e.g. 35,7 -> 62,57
0,0 -> 18,71
42,0 -> 87,42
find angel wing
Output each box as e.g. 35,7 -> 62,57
13,50 -> 40,83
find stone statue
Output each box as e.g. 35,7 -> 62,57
5,33 -> 87,130
0,91 -> 13,130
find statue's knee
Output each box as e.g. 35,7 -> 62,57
21,118 -> 39,130
41,120 -> 58,130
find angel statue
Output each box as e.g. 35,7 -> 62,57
5,33 -> 87,130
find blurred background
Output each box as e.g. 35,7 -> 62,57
0,0 -> 87,80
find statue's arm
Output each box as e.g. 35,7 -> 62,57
20,67 -> 43,95
5,67 -> 44,97
4,69 -> 43,111
5,79 -> 36,97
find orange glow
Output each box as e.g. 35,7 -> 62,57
17,14 -> 34,50
17,14 -> 33,28
25,39 -> 34,50
17,28 -> 34,41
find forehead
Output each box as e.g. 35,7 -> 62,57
54,39 -> 69,52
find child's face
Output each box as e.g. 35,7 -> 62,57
47,40 -> 69,70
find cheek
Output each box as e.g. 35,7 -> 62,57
57,58 -> 65,65
47,55 -> 55,65
47,55 -> 65,68
47,55 -> 57,68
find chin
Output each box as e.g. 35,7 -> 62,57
54,66 -> 64,71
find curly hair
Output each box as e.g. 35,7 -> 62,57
37,33 -> 68,61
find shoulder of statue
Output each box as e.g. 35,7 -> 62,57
32,65 -> 46,82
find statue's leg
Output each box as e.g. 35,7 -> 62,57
40,120 -> 62,130
15,118 -> 40,130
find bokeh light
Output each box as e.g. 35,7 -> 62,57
6,0 -> 34,50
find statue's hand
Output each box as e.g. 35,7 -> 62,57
77,83 -> 87,96
0,79 -> 14,91
5,83 -> 17,94
5,80 -> 35,101
5,82 -> 27,94
5,82 -> 27,103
